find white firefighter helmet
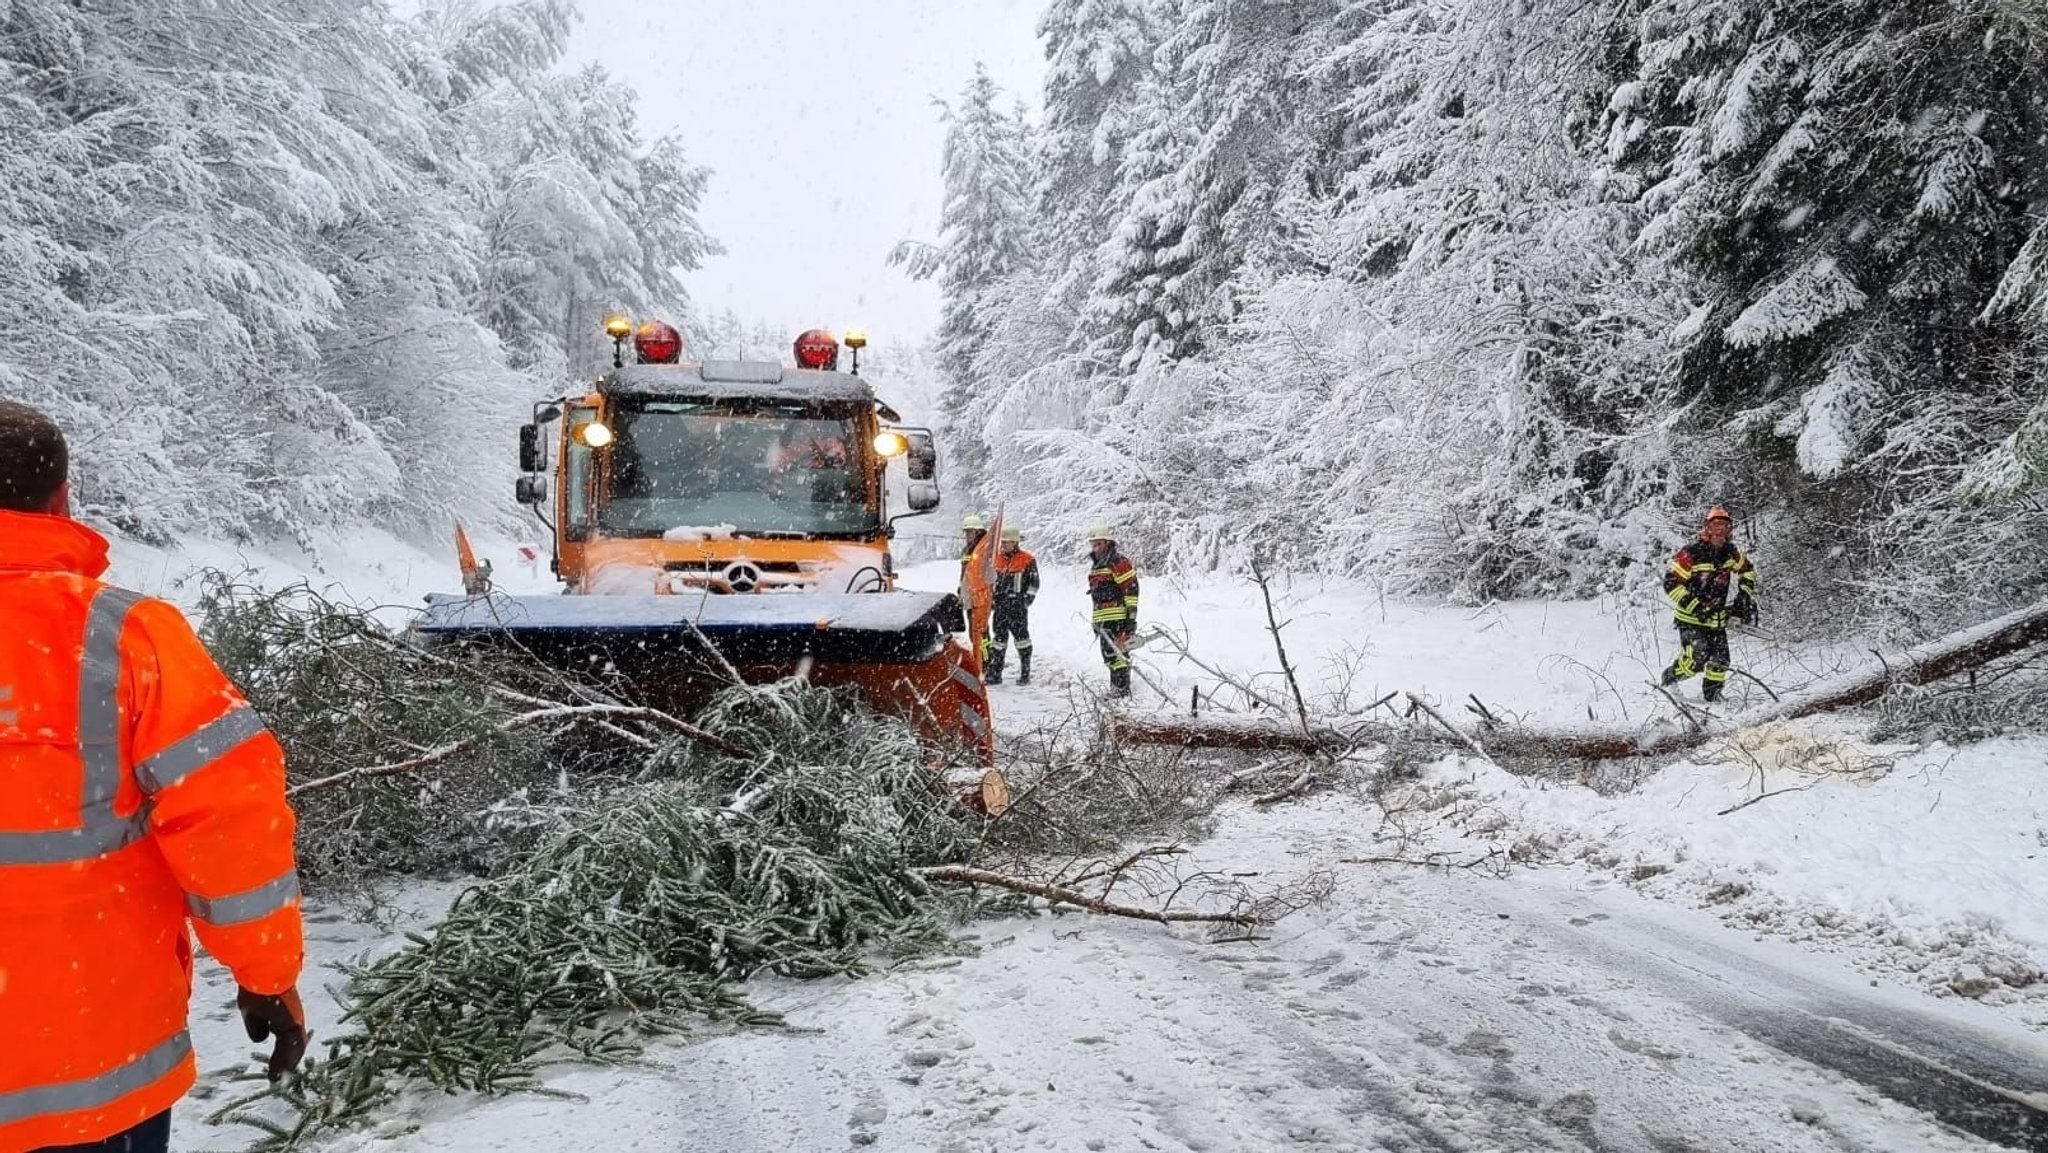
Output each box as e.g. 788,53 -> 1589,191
1000,526 -> 1022,542
1086,524 -> 1114,541
961,514 -> 986,531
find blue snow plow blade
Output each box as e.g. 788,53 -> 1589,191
414,591 -> 967,664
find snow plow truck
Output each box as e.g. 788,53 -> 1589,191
415,319 -> 999,792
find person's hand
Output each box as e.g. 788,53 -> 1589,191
1733,594 -> 1757,625
238,986 -> 309,1081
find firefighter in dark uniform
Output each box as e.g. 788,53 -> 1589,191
986,526 -> 1039,685
1086,525 -> 1141,698
1660,506 -> 1758,702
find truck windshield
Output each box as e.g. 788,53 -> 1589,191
599,399 -> 874,537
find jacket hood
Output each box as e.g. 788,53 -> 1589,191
0,510 -> 112,579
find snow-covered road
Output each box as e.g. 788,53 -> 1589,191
139,543 -> 2048,1151
272,791 -> 2046,1151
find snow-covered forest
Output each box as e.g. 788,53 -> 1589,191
0,0 -> 714,545
904,0 -> 2048,630
14,4 -> 2048,1150
15,0 -> 2045,629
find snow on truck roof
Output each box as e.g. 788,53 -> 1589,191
603,361 -> 878,404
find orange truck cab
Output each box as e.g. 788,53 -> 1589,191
415,324 -> 995,768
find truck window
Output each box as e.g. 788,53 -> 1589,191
598,400 -> 875,537
564,406 -> 598,539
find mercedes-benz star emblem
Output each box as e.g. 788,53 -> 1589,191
723,562 -> 761,593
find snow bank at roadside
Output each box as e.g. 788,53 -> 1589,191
1431,726 -> 2048,1021
931,560 -> 2048,1026
105,527 -> 554,619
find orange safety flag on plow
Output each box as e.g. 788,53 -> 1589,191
0,511 -> 304,1153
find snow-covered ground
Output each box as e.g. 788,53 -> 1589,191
113,537 -> 2048,1150
905,562 -> 2048,1018
107,525 -> 558,617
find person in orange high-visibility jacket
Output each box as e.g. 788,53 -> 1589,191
958,514 -> 994,672
985,527 -> 1039,686
0,401 -> 307,1153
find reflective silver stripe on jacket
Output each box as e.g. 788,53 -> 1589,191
136,705 -> 266,793
186,869 -> 301,926
0,1030 -> 191,1125
0,587 -> 146,865
957,704 -> 989,740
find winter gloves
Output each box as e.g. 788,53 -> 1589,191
1732,592 -> 1757,625
238,985 -> 309,1080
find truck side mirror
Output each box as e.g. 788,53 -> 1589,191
518,424 -> 542,473
903,429 -> 938,481
906,481 -> 941,512
515,474 -> 549,505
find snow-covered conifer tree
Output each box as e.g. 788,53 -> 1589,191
890,65 -> 1035,494
1609,0 -> 2048,620
1085,0 -> 1341,370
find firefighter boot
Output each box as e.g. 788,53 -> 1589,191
1110,667 -> 1132,698
1018,652 -> 1031,686
986,654 -> 1004,685
1702,673 -> 1727,704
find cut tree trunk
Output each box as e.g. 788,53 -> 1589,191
1478,594 -> 2048,762
1108,714 -> 1361,754
1109,596 -> 2048,764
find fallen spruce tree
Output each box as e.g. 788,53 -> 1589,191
1114,594 -> 2048,766
194,575 -> 1273,1148
214,682 -> 984,1147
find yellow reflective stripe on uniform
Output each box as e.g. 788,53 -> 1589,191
0,588 -> 148,866
186,870 -> 300,926
1114,570 -> 1137,585
0,1029 -> 191,1125
136,705 -> 267,793
1091,608 -> 1126,622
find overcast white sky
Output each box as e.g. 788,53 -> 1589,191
564,1 -> 1046,345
